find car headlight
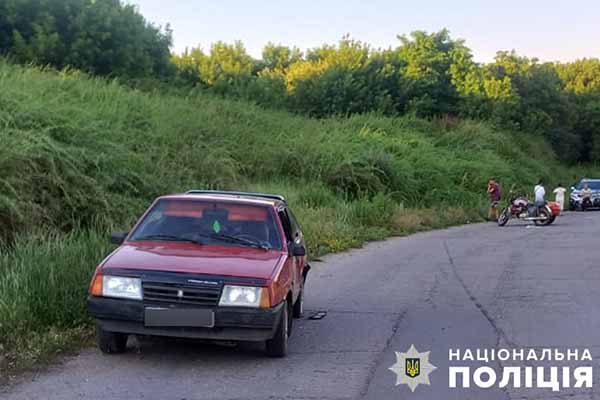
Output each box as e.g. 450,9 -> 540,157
102,275 -> 142,300
219,285 -> 264,307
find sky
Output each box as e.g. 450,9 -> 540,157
128,0 -> 600,63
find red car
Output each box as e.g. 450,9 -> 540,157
88,190 -> 310,357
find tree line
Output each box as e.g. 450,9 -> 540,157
1,0 -> 599,164
0,0 -> 174,78
171,34 -> 600,164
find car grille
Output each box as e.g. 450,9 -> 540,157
143,281 -> 222,306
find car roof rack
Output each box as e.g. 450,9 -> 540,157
185,190 -> 286,203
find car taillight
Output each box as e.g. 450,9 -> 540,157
90,273 -> 103,296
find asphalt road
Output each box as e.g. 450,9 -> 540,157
2,212 -> 600,400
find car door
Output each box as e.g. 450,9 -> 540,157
277,206 -> 303,301
285,207 -> 305,297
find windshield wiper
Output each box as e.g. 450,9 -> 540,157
134,234 -> 204,245
217,233 -> 270,250
193,232 -> 269,250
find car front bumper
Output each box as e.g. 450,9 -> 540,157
88,296 -> 284,342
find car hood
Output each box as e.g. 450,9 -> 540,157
101,241 -> 285,280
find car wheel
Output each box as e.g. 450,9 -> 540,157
97,324 -> 128,354
293,287 -> 304,318
265,301 -> 289,358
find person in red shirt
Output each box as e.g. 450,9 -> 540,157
487,178 -> 501,221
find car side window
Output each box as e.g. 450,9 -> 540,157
278,209 -> 293,242
286,208 -> 302,241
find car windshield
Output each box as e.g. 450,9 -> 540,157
130,199 -> 282,250
575,180 -> 600,190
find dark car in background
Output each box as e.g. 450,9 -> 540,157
569,179 -> 600,211
87,190 -> 310,357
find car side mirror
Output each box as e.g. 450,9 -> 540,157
110,231 -> 128,245
290,242 -> 306,257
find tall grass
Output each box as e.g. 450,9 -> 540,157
0,60 -> 580,240
0,230 -> 111,375
0,60 -> 590,374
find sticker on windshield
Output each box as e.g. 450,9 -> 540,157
212,220 -> 221,233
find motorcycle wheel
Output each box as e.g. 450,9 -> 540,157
582,200 -> 591,211
534,208 -> 552,226
497,209 -> 509,226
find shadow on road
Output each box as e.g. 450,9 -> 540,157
127,335 -> 266,359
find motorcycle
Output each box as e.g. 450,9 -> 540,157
581,193 -> 600,210
497,193 -> 560,226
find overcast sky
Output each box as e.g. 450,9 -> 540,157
129,0 -> 600,62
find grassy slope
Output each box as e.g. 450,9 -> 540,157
0,60 -> 584,374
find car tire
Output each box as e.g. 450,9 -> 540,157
97,325 -> 128,354
265,301 -> 289,358
292,287 -> 304,318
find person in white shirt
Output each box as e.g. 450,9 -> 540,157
581,183 -> 592,200
533,180 -> 545,216
580,183 -> 593,210
534,180 -> 546,204
553,183 -> 566,211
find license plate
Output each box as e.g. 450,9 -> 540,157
144,307 -> 215,328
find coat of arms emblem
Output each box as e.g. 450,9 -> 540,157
389,345 -> 437,392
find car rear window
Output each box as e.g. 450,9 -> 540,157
130,199 -> 282,249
